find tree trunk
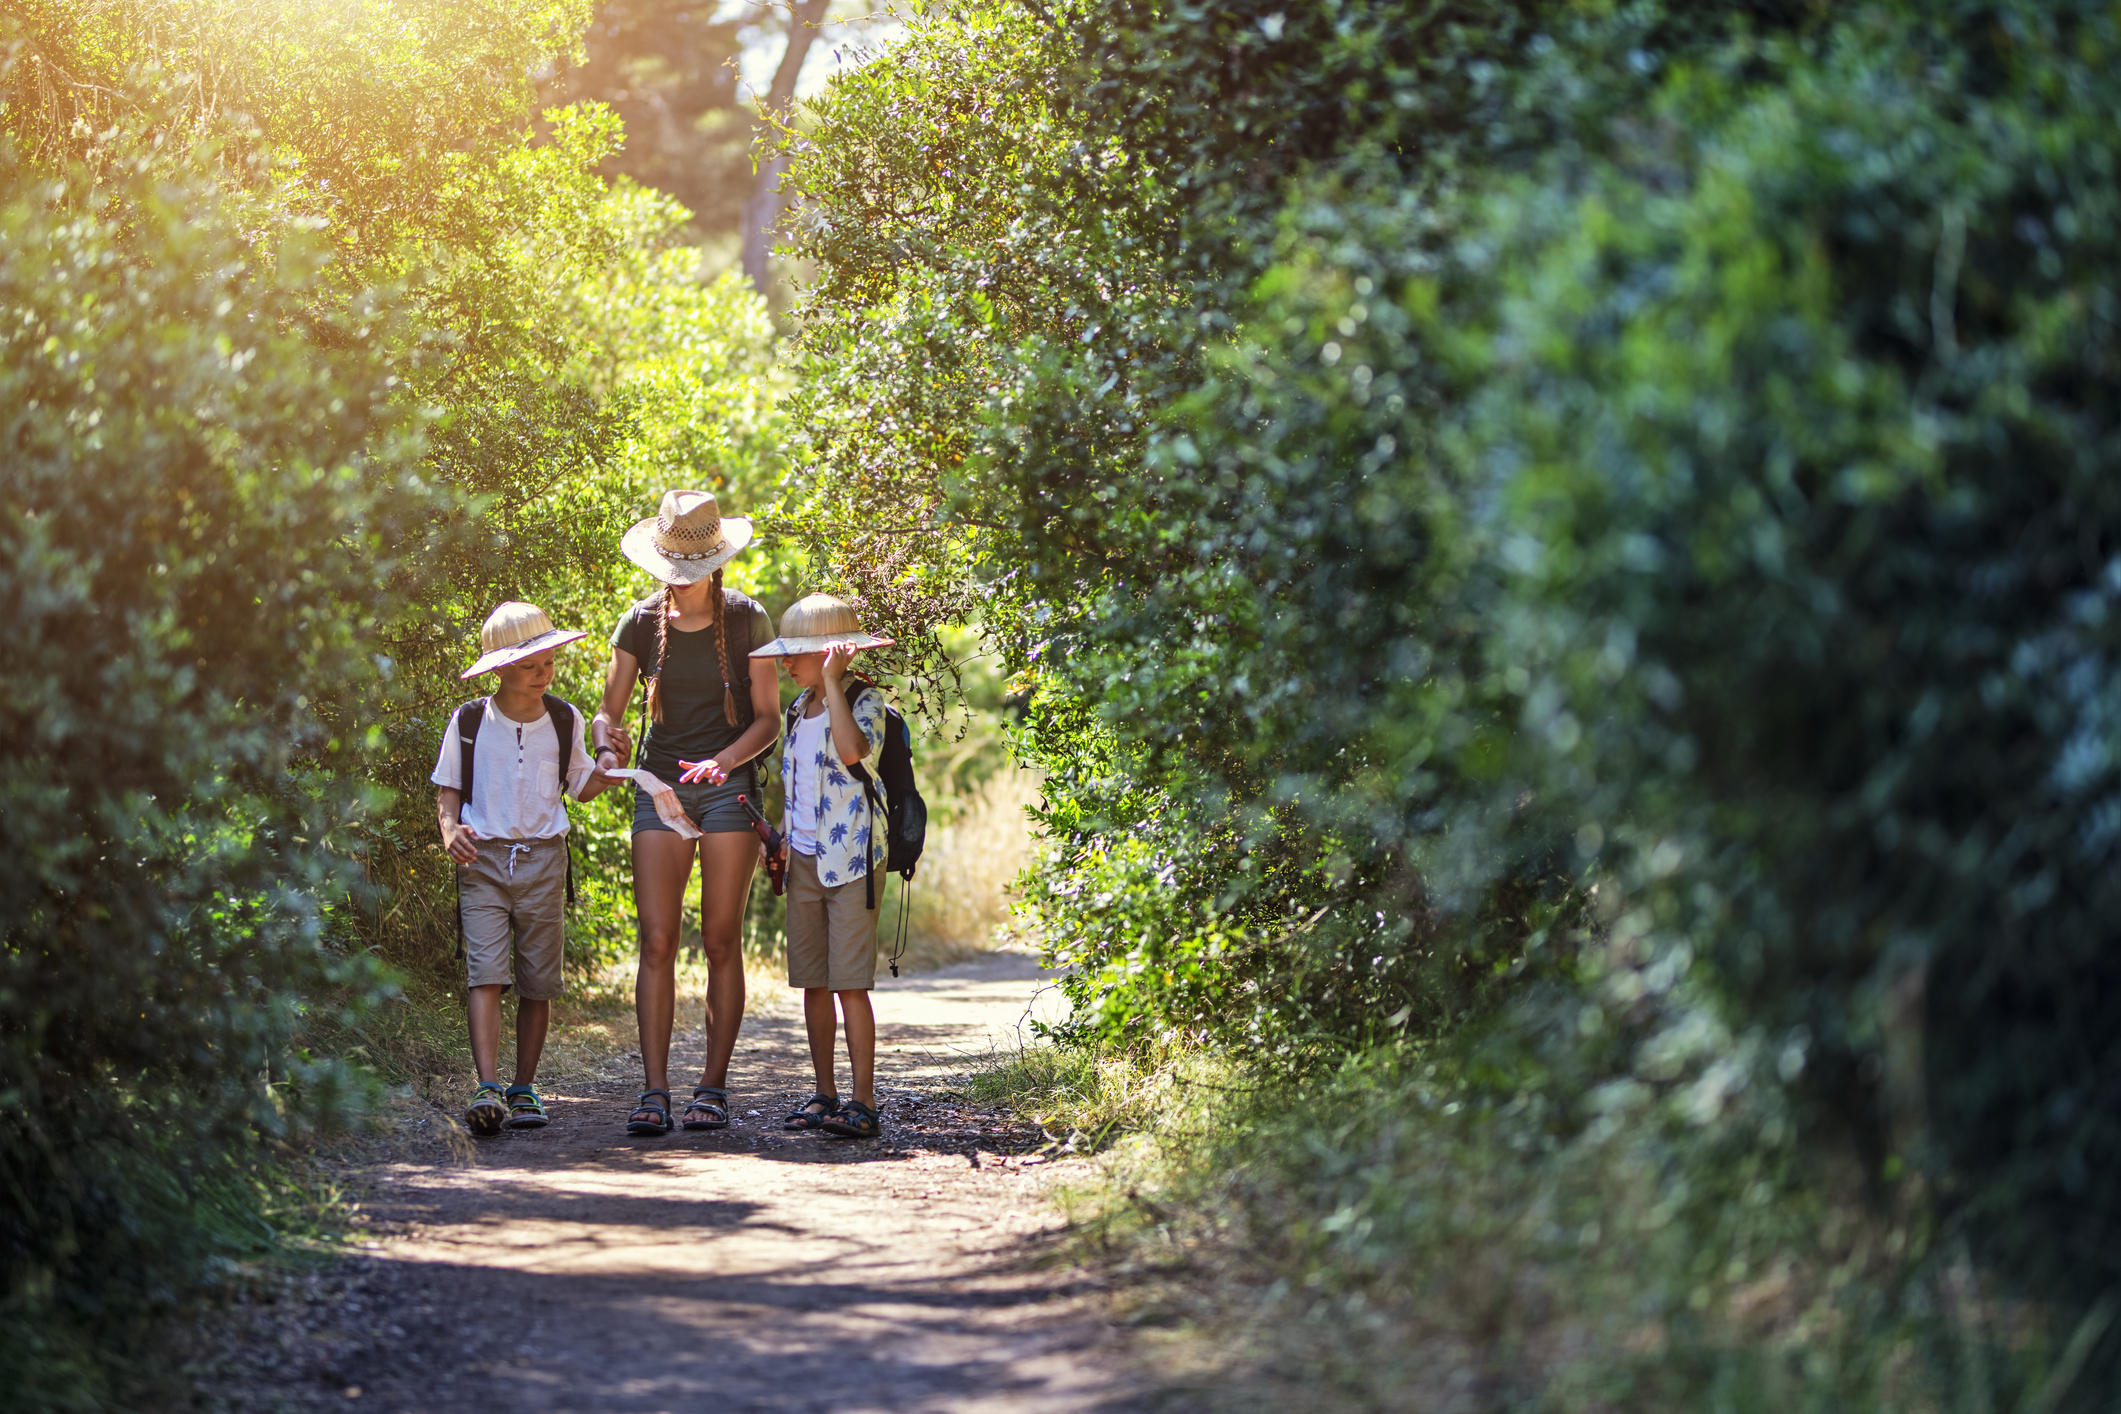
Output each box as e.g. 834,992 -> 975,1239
740,0 -> 832,296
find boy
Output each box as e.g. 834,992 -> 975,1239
751,594 -> 896,1140
433,601 -> 622,1136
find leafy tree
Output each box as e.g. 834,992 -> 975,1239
539,0 -> 843,297
0,0 -> 793,1399
783,0 -> 2121,1383
3,0 -> 793,982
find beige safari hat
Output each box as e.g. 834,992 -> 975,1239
749,593 -> 895,657
460,601 -> 588,679
620,488 -> 753,585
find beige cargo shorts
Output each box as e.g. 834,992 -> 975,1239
785,850 -> 880,991
457,834 -> 568,1000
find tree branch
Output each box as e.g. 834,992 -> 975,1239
741,0 -> 834,295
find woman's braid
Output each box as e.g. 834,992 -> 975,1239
711,567 -> 738,724
647,582 -> 672,724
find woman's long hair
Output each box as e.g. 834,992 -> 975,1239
645,570 -> 737,724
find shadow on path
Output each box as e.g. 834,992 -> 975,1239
302,952 -> 1145,1414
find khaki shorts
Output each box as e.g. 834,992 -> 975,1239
457,835 -> 568,1000
785,849 -> 879,991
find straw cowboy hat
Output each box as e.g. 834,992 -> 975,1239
460,601 -> 589,679
749,593 -> 895,657
620,488 -> 753,585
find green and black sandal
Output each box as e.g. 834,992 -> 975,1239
782,1093 -> 841,1131
819,1098 -> 881,1140
626,1088 -> 674,1137
504,1084 -> 549,1130
680,1085 -> 730,1131
464,1081 -> 508,1138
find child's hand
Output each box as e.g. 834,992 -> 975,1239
441,820 -> 480,865
822,641 -> 861,684
678,757 -> 728,785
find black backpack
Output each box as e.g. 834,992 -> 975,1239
452,695 -> 580,957
784,677 -> 927,910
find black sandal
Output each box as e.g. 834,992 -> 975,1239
819,1099 -> 881,1140
626,1088 -> 673,1136
681,1085 -> 730,1131
783,1093 -> 841,1131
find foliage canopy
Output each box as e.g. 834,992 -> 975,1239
0,2 -> 788,1401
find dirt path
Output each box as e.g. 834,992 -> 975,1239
198,954 -> 1151,1414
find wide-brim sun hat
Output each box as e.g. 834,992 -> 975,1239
750,592 -> 895,657
460,601 -> 589,679
620,488 -> 753,585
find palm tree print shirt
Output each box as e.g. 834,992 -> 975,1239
778,685 -> 889,888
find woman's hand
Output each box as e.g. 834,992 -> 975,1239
677,757 -> 729,786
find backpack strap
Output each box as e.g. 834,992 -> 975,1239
544,694 -> 579,908
842,679 -> 885,912
455,698 -> 488,819
542,695 -> 577,798
722,588 -> 756,730
453,697 -> 487,961
632,596 -> 658,768
843,679 -> 882,794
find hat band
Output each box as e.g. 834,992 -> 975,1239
657,539 -> 726,562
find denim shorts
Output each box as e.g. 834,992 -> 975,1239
631,763 -> 758,836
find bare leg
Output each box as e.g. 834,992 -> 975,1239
513,998 -> 551,1086
804,988 -> 839,1098
467,983 -> 506,1084
694,831 -> 758,1091
632,830 -> 699,1102
837,990 -> 876,1109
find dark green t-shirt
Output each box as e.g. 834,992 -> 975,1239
611,592 -> 774,778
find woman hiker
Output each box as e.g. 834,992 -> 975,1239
593,489 -> 780,1136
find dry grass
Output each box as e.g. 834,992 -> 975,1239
885,766 -> 1043,973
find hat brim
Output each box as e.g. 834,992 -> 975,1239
620,514 -> 753,585
460,627 -> 589,679
749,632 -> 895,658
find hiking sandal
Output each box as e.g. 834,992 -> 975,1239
464,1082 -> 508,1138
504,1084 -> 549,1130
819,1098 -> 881,1140
681,1085 -> 730,1131
626,1089 -> 673,1137
782,1093 -> 842,1131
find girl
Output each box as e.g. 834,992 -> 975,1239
593,489 -> 779,1135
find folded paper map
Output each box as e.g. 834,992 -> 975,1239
601,769 -> 701,840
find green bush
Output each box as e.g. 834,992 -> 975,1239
784,0 -> 2121,1392
0,93 -> 447,1405
1,0 -> 800,1399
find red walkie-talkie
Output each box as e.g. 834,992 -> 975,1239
737,794 -> 787,896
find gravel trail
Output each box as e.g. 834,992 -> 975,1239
194,953 -> 1147,1414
